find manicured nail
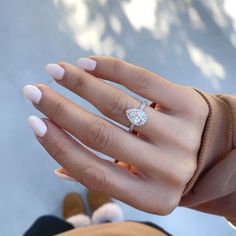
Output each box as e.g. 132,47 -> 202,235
28,116 -> 47,137
77,58 -> 97,71
23,85 -> 42,104
46,64 -> 65,80
54,168 -> 77,182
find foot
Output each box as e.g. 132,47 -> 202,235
87,190 -> 124,224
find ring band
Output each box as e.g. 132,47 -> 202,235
126,101 -> 148,132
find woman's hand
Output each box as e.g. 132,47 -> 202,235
23,56 -> 209,215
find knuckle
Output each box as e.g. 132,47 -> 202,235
184,131 -> 200,153
80,165 -> 110,191
189,106 -> 208,122
47,137 -> 68,159
133,68 -> 152,90
145,185 -> 181,215
47,96 -> 65,120
172,172 -> 190,189
182,87 -> 209,120
107,93 -> 129,118
159,193 -> 180,215
175,125 -> 200,154
70,71 -> 87,89
87,120 -> 113,149
166,153 -> 197,186
170,158 -> 197,189
111,59 -> 123,74
179,159 -> 197,184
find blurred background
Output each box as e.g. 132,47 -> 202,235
0,0 -> 236,235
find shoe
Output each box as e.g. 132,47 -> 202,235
87,190 -> 124,224
87,190 -> 112,213
63,192 -> 86,219
63,192 -> 91,228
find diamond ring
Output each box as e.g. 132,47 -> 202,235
126,101 -> 148,132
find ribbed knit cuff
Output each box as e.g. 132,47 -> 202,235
182,89 -> 233,196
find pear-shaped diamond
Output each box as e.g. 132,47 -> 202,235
126,108 -> 147,126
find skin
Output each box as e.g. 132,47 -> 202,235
31,56 -> 209,215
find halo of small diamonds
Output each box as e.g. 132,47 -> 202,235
126,108 -> 147,126
126,101 -> 148,132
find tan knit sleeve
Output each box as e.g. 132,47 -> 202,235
180,89 -> 236,226
57,222 -> 168,236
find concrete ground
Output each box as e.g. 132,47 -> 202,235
0,0 -> 236,235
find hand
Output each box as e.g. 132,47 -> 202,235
23,56 -> 209,215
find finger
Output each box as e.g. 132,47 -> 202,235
47,62 -> 173,141
30,117 -> 151,210
116,161 -> 131,171
54,167 -> 77,182
29,117 -> 183,214
77,56 -> 185,112
23,84 -> 154,169
116,161 -> 141,176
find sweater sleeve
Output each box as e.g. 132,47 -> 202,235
57,222 -> 168,236
180,89 -> 236,226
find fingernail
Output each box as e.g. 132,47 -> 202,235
46,64 -> 65,80
77,58 -> 97,71
54,168 -> 77,182
28,116 -> 47,137
117,161 -> 131,170
23,85 -> 42,104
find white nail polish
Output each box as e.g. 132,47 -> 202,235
28,116 -> 47,137
54,169 -> 77,182
46,64 -> 65,80
23,85 -> 42,104
77,58 -> 97,71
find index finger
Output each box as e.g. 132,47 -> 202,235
77,56 -> 184,111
